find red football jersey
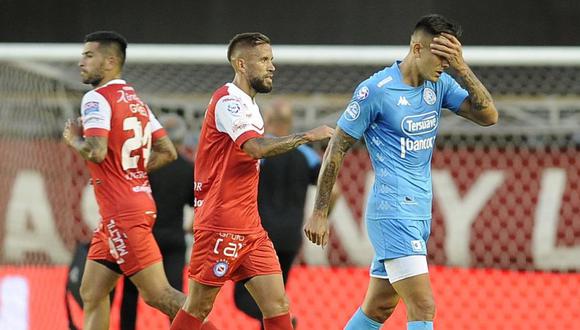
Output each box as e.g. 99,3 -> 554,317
194,83 -> 265,234
81,79 -> 166,218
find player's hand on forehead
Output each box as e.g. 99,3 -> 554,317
430,32 -> 466,69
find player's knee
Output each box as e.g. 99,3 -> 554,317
79,282 -> 106,306
408,296 -> 436,320
261,294 -> 290,318
188,295 -> 215,320
367,303 -> 397,323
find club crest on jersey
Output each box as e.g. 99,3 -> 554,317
356,86 -> 369,100
423,87 -> 436,105
401,111 -> 438,136
213,260 -> 229,277
83,101 -> 100,115
344,101 -> 360,121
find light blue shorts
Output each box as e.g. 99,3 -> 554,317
367,218 -> 431,278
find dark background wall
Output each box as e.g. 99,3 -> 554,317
1,0 -> 579,45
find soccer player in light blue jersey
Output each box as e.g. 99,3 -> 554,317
304,14 -> 498,330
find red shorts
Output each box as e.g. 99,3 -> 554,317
189,229 -> 281,286
87,212 -> 162,276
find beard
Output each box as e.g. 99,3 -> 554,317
82,72 -> 104,87
249,76 -> 273,94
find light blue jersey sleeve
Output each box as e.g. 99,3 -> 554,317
441,74 -> 469,113
337,83 -> 379,139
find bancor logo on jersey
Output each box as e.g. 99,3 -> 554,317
399,111 -> 438,158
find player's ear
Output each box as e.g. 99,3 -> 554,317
411,42 -> 422,58
234,57 -> 246,73
103,55 -> 118,71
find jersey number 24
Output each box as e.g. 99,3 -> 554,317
121,117 -> 152,171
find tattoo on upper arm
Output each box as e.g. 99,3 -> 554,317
314,129 -> 357,213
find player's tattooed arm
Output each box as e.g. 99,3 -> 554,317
313,128 -> 357,216
430,32 -> 498,126
147,135 -> 178,172
75,137 -> 108,163
454,67 -> 498,126
62,118 -> 107,163
304,127 -> 356,247
242,125 -> 334,159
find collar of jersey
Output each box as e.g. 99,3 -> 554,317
226,82 -> 255,105
97,79 -> 127,89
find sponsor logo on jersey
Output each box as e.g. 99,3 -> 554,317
400,136 -> 436,158
83,101 -> 100,115
213,260 -> 229,277
401,111 -> 438,136
106,219 -> 129,264
193,197 -> 204,208
402,195 -> 417,204
344,101 -> 360,121
132,184 -> 152,193
356,86 -> 369,100
129,103 -> 148,117
397,96 -> 411,106
218,232 -> 246,241
124,171 -> 147,180
117,89 -> 142,104
423,87 -> 436,105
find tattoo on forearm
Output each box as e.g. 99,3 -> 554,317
314,129 -> 357,214
252,133 -> 308,158
456,67 -> 493,111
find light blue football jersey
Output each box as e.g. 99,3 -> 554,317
337,61 -> 468,221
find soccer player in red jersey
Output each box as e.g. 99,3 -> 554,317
62,31 -> 200,330
170,32 -> 334,330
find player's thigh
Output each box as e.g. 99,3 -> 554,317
385,255 -> 433,308
80,259 -> 121,302
390,272 -> 433,310
129,261 -> 172,301
120,215 -> 164,276
361,276 -> 399,319
367,219 -> 430,262
244,273 -> 288,317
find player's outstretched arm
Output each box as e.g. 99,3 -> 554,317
62,118 -> 107,163
304,127 -> 357,247
242,125 -> 334,159
430,32 -> 498,126
147,135 -> 177,172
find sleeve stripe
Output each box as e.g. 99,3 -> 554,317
235,130 -> 262,148
152,128 -> 167,140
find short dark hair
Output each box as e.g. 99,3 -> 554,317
414,14 -> 462,38
227,32 -> 271,62
84,31 -> 128,65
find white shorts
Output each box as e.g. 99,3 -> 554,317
370,255 -> 429,283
